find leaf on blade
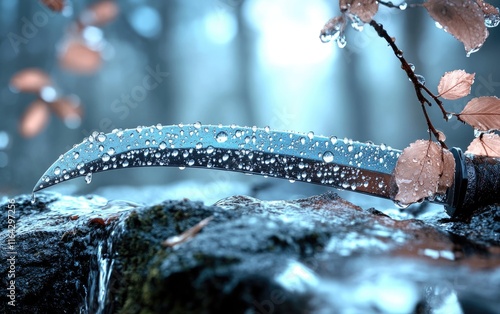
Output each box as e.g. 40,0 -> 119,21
162,216 -> 213,248
437,70 -> 475,100
41,0 -> 65,12
466,133 -> 500,157
339,0 -> 378,23
458,96 -> 500,131
423,0 -> 488,54
20,100 -> 50,138
394,140 -> 454,204
10,68 -> 51,93
437,149 -> 455,194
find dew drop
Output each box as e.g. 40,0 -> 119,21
394,201 -> 410,209
347,145 -> 353,152
187,159 -> 195,166
73,152 -> 79,159
85,173 -> 92,184
97,133 -> 107,142
216,131 -> 228,143
54,167 -> 61,175
307,131 -> 314,140
222,154 -> 229,161
172,150 -> 179,157
337,35 -> 347,48
196,142 -> 203,149
107,148 -> 115,155
330,136 -> 337,145
159,141 -> 167,150
408,63 -> 415,72
415,74 -> 426,85
474,129 -> 483,138
399,2 -> 407,10
206,145 -> 215,154
320,33 -> 333,43
193,121 -> 202,129
102,153 -> 110,162
485,13 -> 500,28
122,160 -> 129,167
446,113 -> 453,120
322,151 -> 334,163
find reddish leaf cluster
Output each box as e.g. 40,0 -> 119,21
59,1 -> 119,74
10,68 -> 83,138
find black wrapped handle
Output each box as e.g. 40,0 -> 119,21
445,148 -> 500,218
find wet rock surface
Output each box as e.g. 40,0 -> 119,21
1,190 -> 499,313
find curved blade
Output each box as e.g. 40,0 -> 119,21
33,124 -> 401,199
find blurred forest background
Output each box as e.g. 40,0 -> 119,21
1,0 -> 500,200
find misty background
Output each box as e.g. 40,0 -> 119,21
1,0 -> 499,201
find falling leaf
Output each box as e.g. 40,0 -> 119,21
41,0 -> 65,12
19,100 -> 50,138
466,133 -> 500,157
10,68 -> 51,93
423,0 -> 488,55
458,96 -> 500,131
437,70 -> 475,100
162,216 -> 213,248
394,140 -> 454,204
59,40 -> 102,74
339,0 -> 379,23
80,1 -> 119,26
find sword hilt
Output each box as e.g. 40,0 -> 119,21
445,148 -> 500,218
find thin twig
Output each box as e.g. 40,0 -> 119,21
369,19 -> 448,148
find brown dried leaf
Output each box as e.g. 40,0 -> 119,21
49,98 -> 83,120
423,0 -> 488,55
339,0 -> 378,23
466,133 -> 500,157
394,140 -> 454,204
10,68 -> 51,93
41,0 -> 65,12
437,70 -> 475,100
458,96 -> 500,131
81,1 -> 119,26
59,41 -> 102,74
162,216 -> 213,247
19,100 -> 50,138
475,0 -> 499,15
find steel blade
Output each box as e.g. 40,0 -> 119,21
33,124 -> 401,199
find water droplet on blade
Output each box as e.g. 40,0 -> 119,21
97,133 -> 107,142
216,131 -> 228,143
85,173 -> 93,184
322,151 -> 334,163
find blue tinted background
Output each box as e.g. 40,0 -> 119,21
1,0 -> 499,198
